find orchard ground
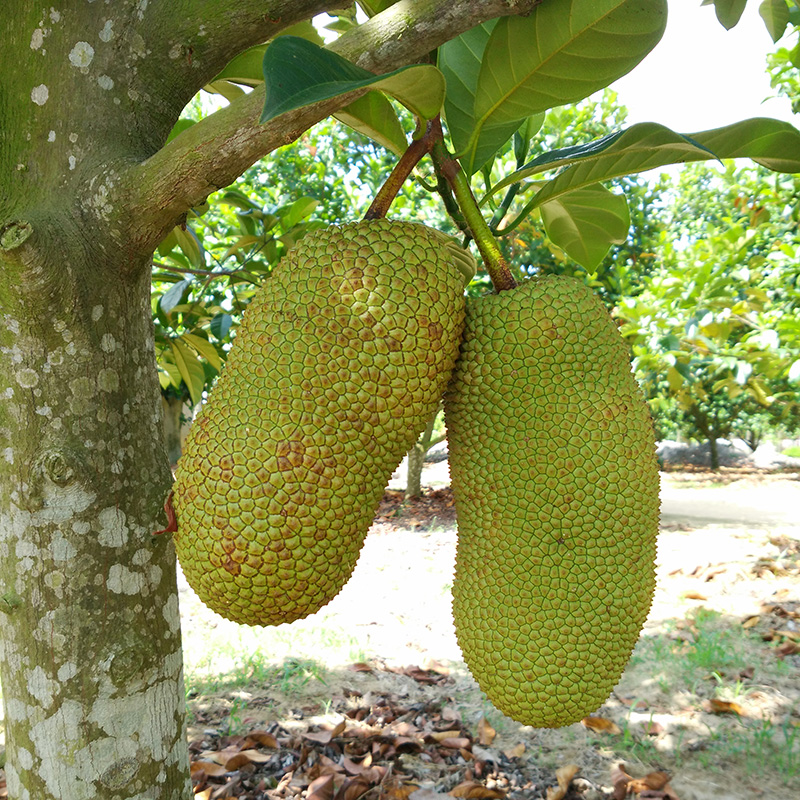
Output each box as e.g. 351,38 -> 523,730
173,456 -> 800,800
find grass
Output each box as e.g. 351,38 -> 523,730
616,608 -> 800,783
781,446 -> 800,458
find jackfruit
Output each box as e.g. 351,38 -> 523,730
173,220 -> 473,626
444,274 -> 659,728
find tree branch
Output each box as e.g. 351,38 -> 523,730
126,0 -> 542,254
142,0 -> 340,115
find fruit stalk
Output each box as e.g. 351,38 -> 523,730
364,119 -> 438,220
429,121 -> 516,293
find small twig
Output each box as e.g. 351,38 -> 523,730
364,119 -> 439,220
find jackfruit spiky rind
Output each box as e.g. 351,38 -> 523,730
173,220 -> 469,626
444,275 -> 659,728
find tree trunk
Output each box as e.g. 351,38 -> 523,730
405,444 -> 426,500
0,235 -> 190,798
405,409 -> 443,500
708,436 -> 720,471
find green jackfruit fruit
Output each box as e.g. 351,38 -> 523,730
444,274 -> 659,728
173,220 -> 473,626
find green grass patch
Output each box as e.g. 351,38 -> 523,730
618,608 -> 799,784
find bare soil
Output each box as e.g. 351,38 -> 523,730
180,467 -> 800,800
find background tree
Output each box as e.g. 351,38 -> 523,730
1,1 -> 799,799
618,163 -> 800,468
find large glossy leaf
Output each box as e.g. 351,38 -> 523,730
701,0 -> 748,29
438,21 -> 506,167
213,22 -> 325,89
334,92 -> 408,154
488,118 -> 800,215
455,0 -> 667,174
171,340 -> 206,406
260,36 -> 444,124
181,332 -> 222,372
160,279 -> 192,314
214,44 -> 268,87
539,184 -> 630,269
759,0 -> 792,42
357,0 -> 402,15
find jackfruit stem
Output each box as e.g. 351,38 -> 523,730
429,123 -> 517,293
364,120 -> 437,220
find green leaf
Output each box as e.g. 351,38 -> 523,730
281,196 -> 319,230
166,117 -> 196,144
759,0 -> 792,41
214,45 -> 267,87
171,340 -> 206,406
260,36 -> 445,124
159,359 -> 182,391
539,184 -> 630,269
438,21 -> 504,169
702,0 -> 748,29
173,226 -> 205,268
223,235 -> 267,260
219,189 -> 260,212
160,279 -> 192,314
334,91 -> 408,155
204,80 -> 246,102
491,119 -> 800,215
181,332 -> 222,372
210,313 -> 233,341
454,0 -> 667,174
212,23 -> 324,87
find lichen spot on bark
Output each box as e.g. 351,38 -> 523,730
68,41 -> 94,70
27,665 -> 59,708
97,507 -> 129,547
97,368 -> 119,392
31,85 -> 49,105
99,20 -> 114,42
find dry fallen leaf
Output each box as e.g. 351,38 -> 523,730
610,763 -> 633,800
246,730 -> 279,748
503,742 -> 526,759
428,729 -> 462,743
449,780 -> 505,798
477,717 -> 496,746
582,716 -> 622,735
682,591 -> 708,601
306,773 -> 336,800
776,641 -> 800,656
546,764 -> 580,800
704,699 -> 746,716
741,615 -> 760,629
641,720 -> 664,736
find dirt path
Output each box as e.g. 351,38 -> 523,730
180,467 -> 800,799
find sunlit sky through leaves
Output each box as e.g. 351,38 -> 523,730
611,1 -> 795,134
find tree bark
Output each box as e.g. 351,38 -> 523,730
405,410 -> 444,500
0,235 -> 188,797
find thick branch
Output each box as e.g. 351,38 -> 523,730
143,0 -> 340,109
126,0 -> 542,254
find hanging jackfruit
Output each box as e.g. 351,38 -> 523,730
444,274 -> 659,728
173,220 -> 474,626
